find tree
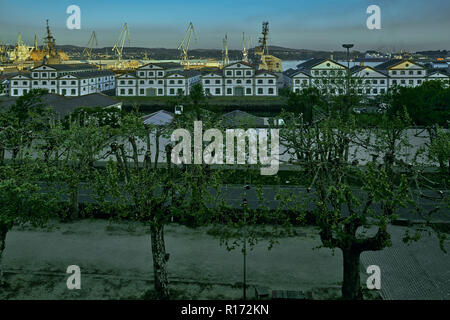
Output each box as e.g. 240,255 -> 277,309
280,92 -> 448,299
0,90 -> 58,285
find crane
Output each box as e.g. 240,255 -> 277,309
83,31 -> 98,60
222,34 -> 230,66
112,23 -> 130,62
178,22 -> 197,64
242,32 -> 248,62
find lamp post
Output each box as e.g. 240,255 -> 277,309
242,184 -> 250,300
342,44 -> 354,95
342,44 -> 354,69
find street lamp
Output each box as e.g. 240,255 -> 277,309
342,44 -> 354,69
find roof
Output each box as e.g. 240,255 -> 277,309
142,110 -> 174,126
71,70 -> 116,79
375,59 -> 424,71
224,61 -> 256,69
139,62 -> 183,70
201,69 -> 223,76
221,110 -> 265,128
427,69 -> 450,77
166,70 -> 201,78
33,63 -> 98,72
350,65 -> 388,76
255,70 -> 278,77
0,72 -> 19,81
0,93 -> 121,117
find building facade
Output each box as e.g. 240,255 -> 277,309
9,63 -> 115,97
116,63 -> 200,97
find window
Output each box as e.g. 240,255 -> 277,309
409,71 -> 414,75
380,89 -> 386,93
226,71 -> 232,76
246,88 -> 252,95
149,72 -> 154,77
257,79 -> 263,84
258,88 -> 263,94
246,80 -> 251,84
13,81 -> 18,85
42,81 -> 47,85
140,80 -> 145,84
215,80 -> 220,84
33,73 -> 38,78
158,80 -> 163,84
237,80 -> 242,84
400,71 -> 405,75
71,89 -> 76,95
158,88 -> 163,95
236,71 -> 242,76
42,73 -> 47,77
268,88 -> 274,94
169,80 -> 175,84
71,81 -> 76,85
392,71 -> 397,75
245,71 -> 252,76
417,71 -> 422,75
372,80 -> 378,84
140,72 -> 145,77
51,81 -> 56,85
268,79 -> 274,84
62,89 -> 67,95
227,88 -> 232,94
178,80 -> 183,84
23,89 -> 27,94
50,73 -> 56,77
128,89 -> 133,94
401,80 -> 406,84
120,89 -> 125,94
170,88 -> 175,94
227,80 -> 232,84
158,72 -> 164,77
128,80 -> 133,85
302,80 -> 308,85
392,80 -> 397,84
373,89 -> 378,94
215,88 -> 221,94
33,81 -> 38,85
62,81 -> 67,85
22,81 -> 27,85
205,80 -> 210,84
380,80 -> 385,84
177,89 -> 183,95
417,80 -> 422,84
409,80 -> 414,85
120,81 -> 125,85
149,80 -> 154,84
140,89 -> 145,95
295,80 -> 300,84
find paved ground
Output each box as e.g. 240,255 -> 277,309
1,220 -> 449,300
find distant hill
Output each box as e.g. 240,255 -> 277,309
53,44 -> 363,61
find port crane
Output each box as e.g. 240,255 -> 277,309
222,34 -> 230,66
242,32 -> 248,62
112,23 -> 130,63
178,22 -> 197,65
83,31 -> 98,60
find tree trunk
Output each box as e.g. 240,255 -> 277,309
150,224 -> 170,299
342,248 -> 363,300
0,222 -> 10,285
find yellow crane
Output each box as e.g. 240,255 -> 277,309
112,23 -> 130,63
83,31 -> 98,60
178,22 -> 197,67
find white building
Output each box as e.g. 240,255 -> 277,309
116,67 -> 201,97
375,59 -> 426,88
9,63 -> 115,97
254,70 -> 278,96
426,70 -> 450,87
135,62 -> 183,97
223,62 -> 256,96
350,65 -> 389,96
201,70 -> 224,96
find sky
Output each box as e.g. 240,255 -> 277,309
0,0 -> 449,52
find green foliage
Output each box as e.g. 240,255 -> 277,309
389,81 -> 450,127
